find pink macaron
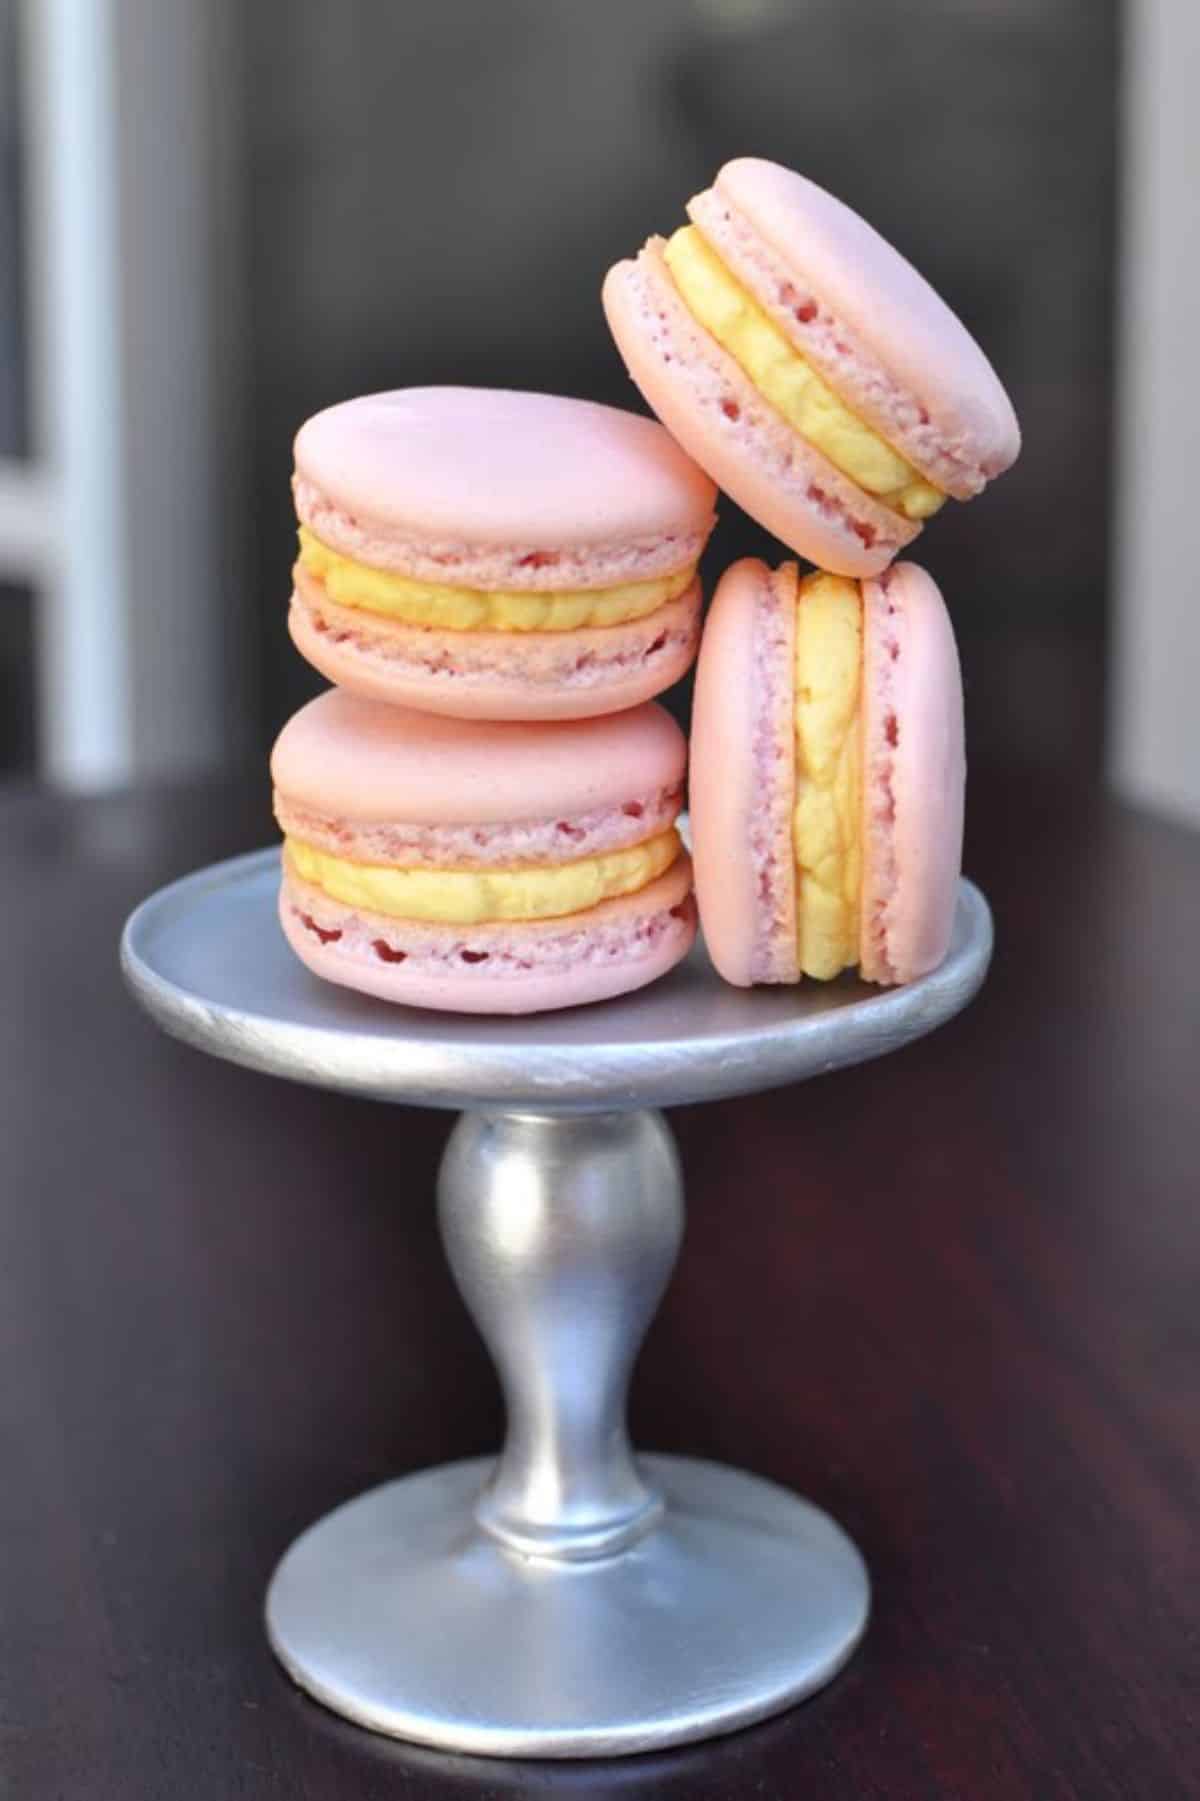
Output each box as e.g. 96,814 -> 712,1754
271,688 -> 697,1014
603,158 -> 1019,579
689,558 -> 964,988
288,387 -> 717,720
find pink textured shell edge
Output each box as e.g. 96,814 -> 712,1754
288,576 -> 703,721
860,562 -> 965,984
711,159 -> 1020,487
279,858 -> 697,1016
603,245 -> 917,580
689,558 -> 799,986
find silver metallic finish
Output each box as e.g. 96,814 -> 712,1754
439,1110 -> 684,1561
121,847 -> 994,1757
265,1453 -> 869,1759
120,847 -> 993,1114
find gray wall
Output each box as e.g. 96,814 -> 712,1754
243,0 -> 1117,774
0,0 -> 1118,779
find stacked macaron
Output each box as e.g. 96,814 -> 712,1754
288,389 -> 715,721
272,694 -> 696,1014
688,560 -> 965,989
272,389 -> 715,1013
605,157 -> 1018,990
273,156 -> 1018,1013
603,158 -> 1019,579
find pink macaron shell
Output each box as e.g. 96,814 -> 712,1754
274,783 -> 683,871
279,858 -> 697,1016
689,559 -> 798,986
288,576 -> 702,722
293,388 -> 717,569
271,686 -> 687,827
294,478 -> 711,593
860,562 -> 965,985
687,187 -> 973,501
714,159 -> 1020,484
603,244 -> 918,580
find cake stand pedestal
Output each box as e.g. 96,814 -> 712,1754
121,848 -> 992,1759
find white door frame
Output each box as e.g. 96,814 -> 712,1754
1110,0 -> 1200,826
4,0 -> 246,789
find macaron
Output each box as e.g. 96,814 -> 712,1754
603,157 -> 1019,579
689,557 -> 964,988
289,387 -> 717,719
271,689 -> 696,1014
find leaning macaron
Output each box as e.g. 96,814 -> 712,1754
603,157 -> 1019,579
689,558 -> 964,987
271,689 -> 696,1014
289,387 -> 717,719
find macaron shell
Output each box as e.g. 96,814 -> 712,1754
686,185 -> 974,502
294,473 -> 708,589
689,558 -> 798,986
860,562 -> 964,985
603,244 -> 919,579
294,388 -> 717,552
271,687 -> 687,826
715,159 -> 1020,481
279,861 -> 697,1016
288,577 -> 702,721
275,786 -> 684,871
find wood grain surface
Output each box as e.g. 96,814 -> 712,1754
1,767 -> 1197,1799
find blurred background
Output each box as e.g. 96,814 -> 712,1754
0,0 -> 1194,821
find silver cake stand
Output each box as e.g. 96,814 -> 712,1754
120,846 -> 992,1760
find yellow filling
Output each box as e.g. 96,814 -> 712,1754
662,227 -> 944,523
285,829 -> 682,926
793,573 -> 863,980
296,527 -> 696,632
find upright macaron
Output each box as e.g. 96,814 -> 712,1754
603,158 -> 1019,579
289,387 -> 717,719
689,558 -> 964,988
271,689 -> 696,1014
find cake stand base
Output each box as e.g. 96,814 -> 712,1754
121,850 -> 993,1760
266,1453 -> 869,1759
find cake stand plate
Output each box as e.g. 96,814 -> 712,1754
121,848 -> 992,1758
121,847 -> 991,1114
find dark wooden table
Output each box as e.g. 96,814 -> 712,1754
2,767 -> 1198,1800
